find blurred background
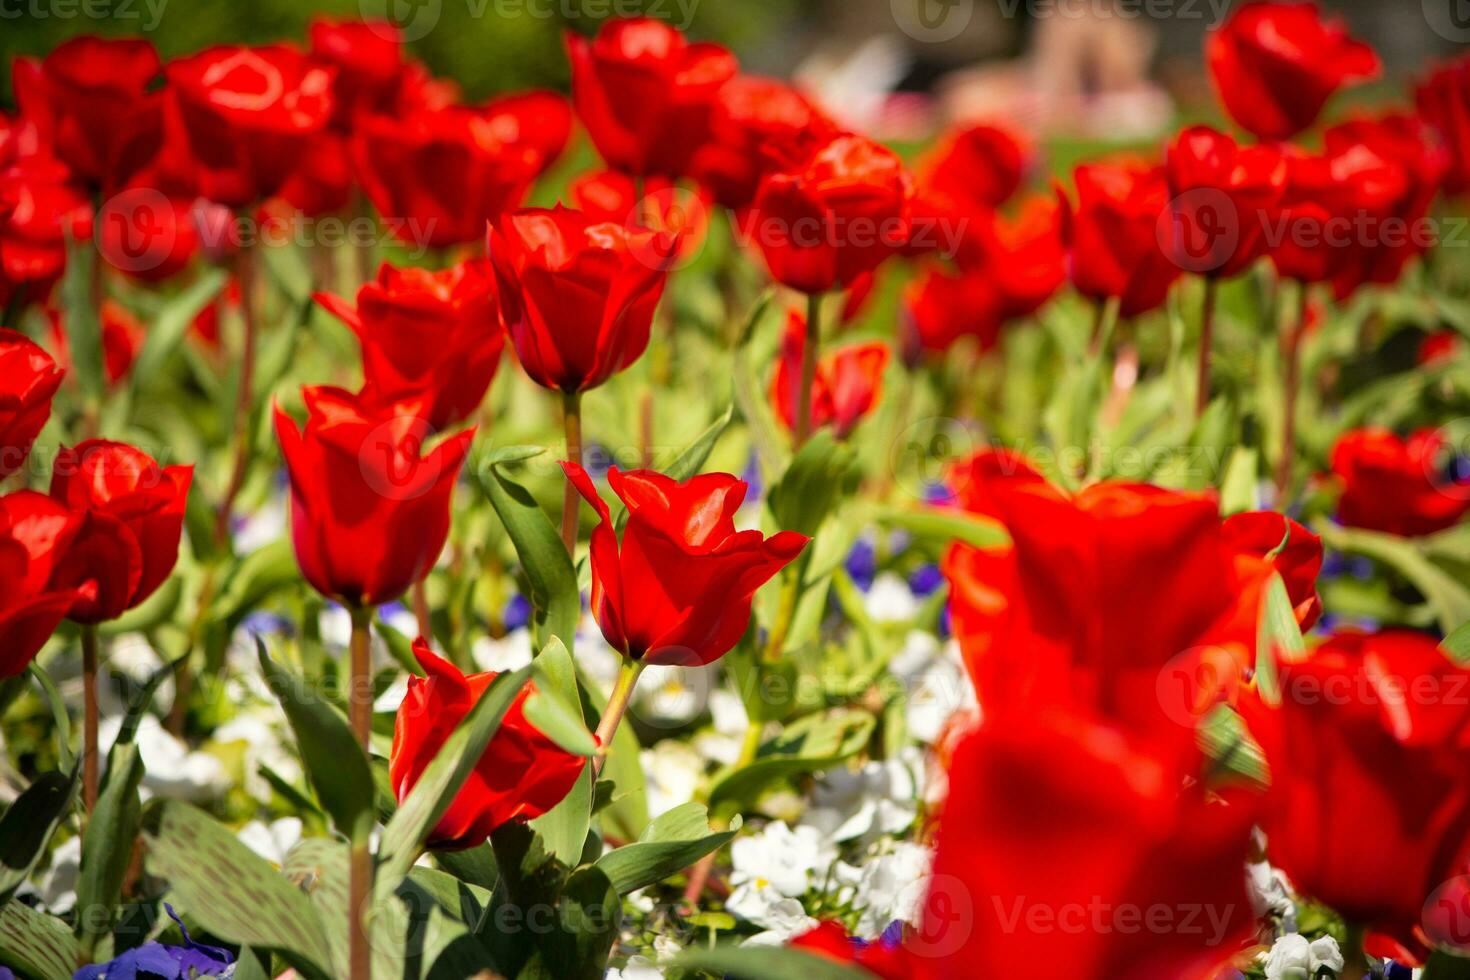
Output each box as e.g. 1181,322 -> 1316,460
1,0 -> 1460,150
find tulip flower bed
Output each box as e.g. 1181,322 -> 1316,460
5,3 -> 1470,979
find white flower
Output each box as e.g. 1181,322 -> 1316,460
708,689 -> 748,737
726,883 -> 816,938
846,841 -> 932,937
234,495 -> 287,554
214,708 -> 299,805
100,716 -> 228,802
1264,934 -> 1345,979
237,818 -> 303,866
729,821 -> 837,898
635,665 -> 708,728
1247,860 -> 1298,934
641,740 -> 706,817
472,629 -> 534,673
374,673 -> 410,713
889,634 -> 975,744
866,573 -> 919,624
801,753 -> 919,844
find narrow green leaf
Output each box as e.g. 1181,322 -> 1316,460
1443,621 -> 1470,666
674,945 -> 872,980
708,709 -> 875,812
872,506 -> 1008,552
767,432 -> 857,537
594,802 -> 740,895
128,268 -> 227,397
1319,524 -> 1470,636
1254,572 -> 1303,707
27,664 -> 73,771
0,770 -> 77,905
258,641 -> 376,842
75,742 -> 143,953
0,903 -> 79,980
476,464 -> 579,653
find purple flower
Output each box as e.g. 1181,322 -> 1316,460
74,906 -> 233,980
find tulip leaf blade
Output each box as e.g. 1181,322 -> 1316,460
128,266 -> 228,402
0,769 -> 77,907
529,764 -> 594,866
708,708 -> 876,813
26,664 -> 72,772
767,431 -> 859,537
258,641 -> 376,844
59,236 -> 104,406
594,802 -> 740,895
477,462 -> 580,654
1254,572 -> 1304,707
141,800 -> 334,979
674,945 -> 873,980
377,664 -> 535,887
0,902 -> 80,980
1443,620 -> 1470,665
871,505 -> 1009,552
1318,523 -> 1470,637
74,741 -> 144,954
543,865 -> 621,980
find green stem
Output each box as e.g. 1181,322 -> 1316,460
1275,282 -> 1309,500
1196,276 -> 1218,418
561,390 -> 583,556
593,658 -> 645,777
347,604 -> 374,980
81,624 -> 100,813
794,292 -> 823,447
214,240 -> 258,545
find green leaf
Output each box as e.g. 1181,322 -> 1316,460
767,432 -> 857,537
1425,952 -> 1470,980
1218,447 -> 1260,516
377,665 -> 534,887
674,945 -> 872,979
529,765 -> 593,867
27,664 -> 73,771
543,866 -> 621,980
1319,524 -> 1470,636
524,637 -> 595,757
128,268 -> 227,397
0,769 -> 77,905
0,903 -> 80,980
871,505 -> 1008,552
434,844 -> 499,892
281,836 -> 409,980
708,709 -> 875,812
594,802 -> 739,895
1199,705 -> 1270,787
477,462 -> 579,653
141,801 -> 333,978
258,641 -> 376,842
59,237 -> 103,404
1444,621 -> 1470,665
75,742 -> 143,954
209,539 -> 301,627
1254,572 -> 1304,707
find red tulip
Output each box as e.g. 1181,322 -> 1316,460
315,260 -> 502,430
1323,114 -> 1447,298
966,194 -> 1067,317
353,93 -> 571,249
770,309 -> 888,440
0,155 -> 92,307
1330,428 -> 1470,538
1254,629 -> 1470,964
488,206 -> 674,394
269,130 -> 354,219
11,36 -> 162,190
1058,160 -> 1181,318
562,463 -> 807,666
787,921 -> 917,978
910,709 -> 1258,977
274,386 -> 473,607
48,440 -> 191,624
45,300 -> 145,387
568,169 -> 710,265
1207,1 -> 1380,143
1262,145 -> 1367,285
166,45 -> 335,208
941,450 -> 1321,740
0,329 -> 63,481
902,263 -> 1007,360
1163,125 -> 1287,279
389,639 -> 586,850
307,18 -> 406,133
1416,56 -> 1470,198
0,491 -> 90,678
688,75 -> 836,210
907,123 -> 1027,259
742,134 -> 911,295
1420,330 -> 1465,367
566,17 -> 737,179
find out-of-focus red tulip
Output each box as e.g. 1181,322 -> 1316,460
48,440 -> 191,624
770,309 -> 888,439
1420,330 -> 1465,366
903,263 -> 1007,359
0,329 -> 62,481
488,206 -> 674,394
787,921 -> 917,978
95,191 -> 200,282
568,169 -> 710,265
274,386 -> 473,607
315,260 -> 502,430
906,123 -> 1027,259
563,463 -> 807,666
354,92 -> 571,249
1207,1 -> 1380,142
166,45 -> 335,208
389,639 -> 585,850
1330,428 -> 1470,537
1417,56 -> 1470,198
1058,160 -> 1181,318
910,709 -> 1258,977
1254,629 -> 1470,965
742,134 -> 911,295
11,36 -> 162,190
1221,509 -> 1324,631
941,450 -> 1321,741
0,491 -> 90,678
0,155 -> 92,307
566,17 -> 736,179
688,75 -> 836,210
307,18 -> 406,132
45,300 -> 145,387
269,131 -> 354,219
1163,125 -> 1287,279
1323,114 -> 1447,298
